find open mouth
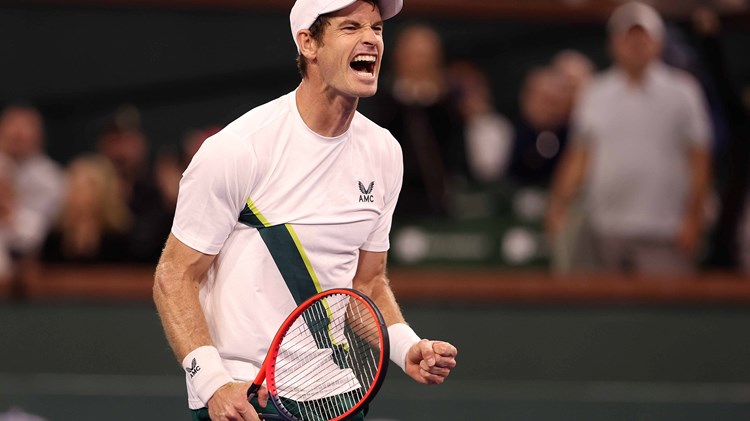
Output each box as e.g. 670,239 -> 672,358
350,54 -> 376,77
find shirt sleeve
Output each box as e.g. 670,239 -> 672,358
171,131 -> 256,255
361,131 -> 403,252
11,158 -> 65,254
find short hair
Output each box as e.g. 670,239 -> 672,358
295,0 -> 379,79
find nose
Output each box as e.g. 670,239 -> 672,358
362,25 -> 378,46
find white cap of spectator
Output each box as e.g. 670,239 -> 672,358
608,2 -> 665,43
290,0 -> 403,52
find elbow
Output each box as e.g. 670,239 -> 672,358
152,266 -> 165,306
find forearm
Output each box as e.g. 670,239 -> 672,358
353,269 -> 423,375
549,146 -> 588,211
153,259 -> 213,362
354,272 -> 406,327
686,148 -> 712,222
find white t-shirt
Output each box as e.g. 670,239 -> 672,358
572,62 -> 711,239
172,90 -> 403,409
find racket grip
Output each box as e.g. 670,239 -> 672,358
247,384 -> 285,421
246,383 -> 260,401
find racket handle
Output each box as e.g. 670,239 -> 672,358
246,383 -> 260,401
247,385 -> 285,421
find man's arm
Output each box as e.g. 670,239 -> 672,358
154,234 -> 265,421
352,250 -> 457,385
153,234 -> 215,360
546,143 -> 589,238
678,147 -> 712,255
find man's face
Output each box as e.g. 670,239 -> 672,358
98,129 -> 147,177
0,108 -> 43,161
394,25 -> 442,78
611,26 -> 661,74
521,70 -> 569,131
314,1 -> 384,98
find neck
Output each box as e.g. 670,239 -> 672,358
626,69 -> 645,86
296,80 -> 358,137
0,148 -> 28,163
622,61 -> 653,87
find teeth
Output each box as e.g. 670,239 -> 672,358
352,55 -> 376,62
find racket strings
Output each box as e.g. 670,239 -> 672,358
270,293 -> 383,421
276,302 -> 369,419
277,298 -> 377,398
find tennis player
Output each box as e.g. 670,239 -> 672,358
153,0 -> 458,420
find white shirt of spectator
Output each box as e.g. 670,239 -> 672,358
572,61 -> 711,239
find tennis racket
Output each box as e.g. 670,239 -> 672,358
246,288 -> 390,421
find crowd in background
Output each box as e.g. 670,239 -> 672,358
0,2 -> 748,292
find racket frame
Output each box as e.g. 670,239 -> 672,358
247,288 -> 390,421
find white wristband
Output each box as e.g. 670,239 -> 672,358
182,346 -> 234,405
387,323 -> 421,372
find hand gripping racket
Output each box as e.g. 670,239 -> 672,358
246,288 -> 389,421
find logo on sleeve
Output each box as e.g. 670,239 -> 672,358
358,181 -> 375,203
185,358 -> 201,378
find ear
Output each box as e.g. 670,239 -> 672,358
297,30 -> 318,60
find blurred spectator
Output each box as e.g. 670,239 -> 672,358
507,49 -> 594,188
0,104 -> 64,274
0,157 -> 14,282
42,155 -> 132,263
447,59 -> 514,185
550,49 -> 595,120
546,51 -> 597,273
371,23 -> 464,220
96,106 -> 172,263
546,2 -> 712,275
689,6 -> 750,271
507,66 -> 573,186
154,125 -> 219,210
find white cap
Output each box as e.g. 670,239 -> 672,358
608,2 -> 665,43
290,0 -> 403,52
